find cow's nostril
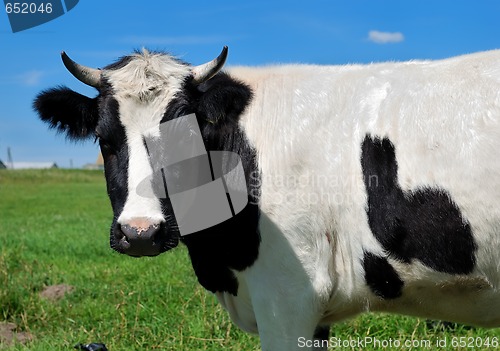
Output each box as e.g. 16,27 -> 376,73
120,224 -> 137,238
119,235 -> 131,249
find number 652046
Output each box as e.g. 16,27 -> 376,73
5,2 -> 53,14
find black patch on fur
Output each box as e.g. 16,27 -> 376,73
313,325 -> 330,342
363,251 -> 404,299
33,86 -> 98,140
156,72 -> 260,295
361,135 -> 476,274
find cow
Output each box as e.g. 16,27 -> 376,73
34,47 -> 500,351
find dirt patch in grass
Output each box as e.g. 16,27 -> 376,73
0,322 -> 33,346
39,284 -> 74,301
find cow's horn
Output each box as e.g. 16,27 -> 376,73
61,51 -> 101,88
191,46 -> 228,84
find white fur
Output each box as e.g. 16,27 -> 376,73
219,50 -> 500,350
104,50 -> 192,225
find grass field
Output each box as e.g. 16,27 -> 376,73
1,169 -> 500,350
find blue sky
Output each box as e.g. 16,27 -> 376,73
1,0 -> 499,168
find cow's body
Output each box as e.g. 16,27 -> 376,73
35,49 -> 500,351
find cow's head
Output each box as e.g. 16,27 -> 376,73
34,47 -> 253,258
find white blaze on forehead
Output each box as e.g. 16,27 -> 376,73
118,134 -> 164,224
105,50 -> 192,225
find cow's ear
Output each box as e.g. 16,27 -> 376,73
33,86 -> 98,140
196,74 -> 252,128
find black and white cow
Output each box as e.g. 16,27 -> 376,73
34,47 -> 500,351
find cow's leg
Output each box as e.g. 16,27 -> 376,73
312,326 -> 330,351
242,214 -> 332,351
249,294 -> 320,351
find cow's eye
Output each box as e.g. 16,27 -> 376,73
94,133 -> 111,151
95,131 -> 110,148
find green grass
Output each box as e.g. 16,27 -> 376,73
1,169 -> 500,350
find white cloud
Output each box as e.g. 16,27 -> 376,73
17,70 -> 44,86
368,30 -> 404,44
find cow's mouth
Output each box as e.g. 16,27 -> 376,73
110,221 -> 179,257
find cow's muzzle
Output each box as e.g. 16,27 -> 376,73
114,218 -> 165,257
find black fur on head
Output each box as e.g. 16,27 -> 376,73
159,72 -> 261,295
